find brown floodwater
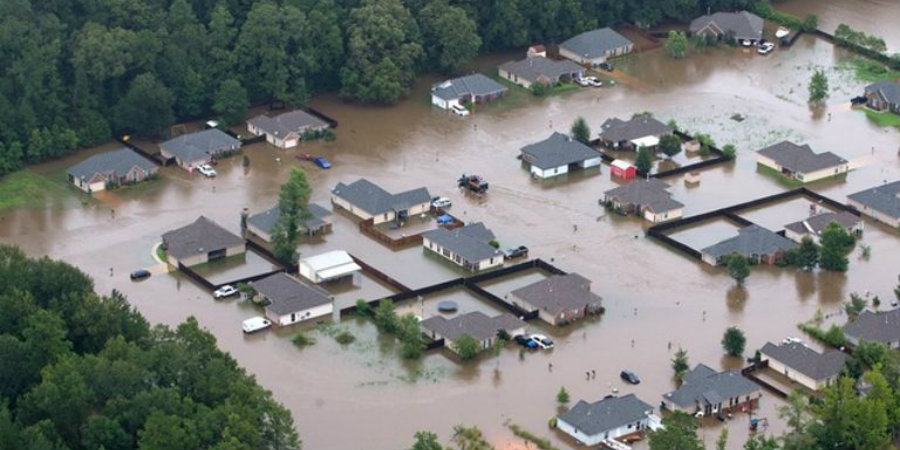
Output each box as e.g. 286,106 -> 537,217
2,31 -> 900,450
777,0 -> 900,52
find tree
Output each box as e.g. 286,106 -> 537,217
795,237 -> 820,271
744,434 -> 779,450
271,167 -> 312,265
722,143 -> 737,160
844,293 -> 867,320
556,386 -> 570,404
802,14 -> 819,32
411,431 -> 443,450
726,253 -> 750,284
452,334 -> 480,361
570,117 -> 591,145
397,313 -> 425,359
808,69 -> 829,103
715,427 -> 728,450
808,376 -> 892,450
451,425 -> 492,450
672,347 -> 690,384
635,146 -> 653,175
374,299 -> 399,334
658,134 -> 682,157
665,30 -> 688,58
721,326 -> 746,356
419,1 -> 481,74
820,222 -> 853,271
114,73 -> 174,138
648,411 -> 704,450
212,78 -> 249,126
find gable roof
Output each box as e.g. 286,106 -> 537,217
760,342 -> 847,381
865,80 -> 900,105
689,11 -> 764,41
599,115 -> 673,143
432,73 -> 507,101
332,178 -> 431,216
843,308 -> 900,345
510,273 -> 602,316
757,141 -> 847,174
67,148 -> 158,180
558,394 -> 653,437
604,178 -> 684,213
560,27 -> 633,60
251,272 -> 332,316
701,225 -> 797,259
784,211 -> 861,236
162,216 -> 245,260
499,56 -> 585,84
421,311 -> 525,341
422,222 -> 502,263
520,132 -> 601,169
159,129 -> 241,163
247,203 -> 331,235
247,110 -> 329,137
664,364 -> 760,409
848,181 -> 900,220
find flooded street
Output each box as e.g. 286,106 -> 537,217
2,31 -> 900,450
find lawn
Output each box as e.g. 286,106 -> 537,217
0,169 -> 79,211
840,57 -> 900,83
863,109 -> 900,128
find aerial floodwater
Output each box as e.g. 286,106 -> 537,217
2,4 -> 899,450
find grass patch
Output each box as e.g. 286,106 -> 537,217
0,169 -> 78,211
292,332 -> 316,348
156,244 -> 167,262
334,330 -> 356,345
507,423 -> 559,450
840,57 -> 900,83
863,108 -> 900,128
755,163 -> 805,187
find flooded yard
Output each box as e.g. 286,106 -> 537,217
2,22 -> 900,450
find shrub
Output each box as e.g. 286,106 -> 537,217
722,327 -> 746,357
452,334 -> 480,360
556,386 -> 570,404
292,332 -> 316,348
335,331 -> 356,345
355,299 -> 372,317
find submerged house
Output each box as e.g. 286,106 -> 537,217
431,73 -> 507,111
251,272 -> 334,326
700,225 -> 796,266
498,56 -> 585,89
603,179 -> 684,223
863,80 -> 900,114
246,203 -> 332,242
557,394 -> 659,446
159,129 -> 241,170
422,222 -> 503,271
662,364 -> 762,416
519,132 -> 603,179
161,216 -> 246,267
421,311 -> 526,355
759,341 -> 847,391
842,308 -> 900,349
847,181 -> 900,228
559,27 -> 634,66
689,11 -> 764,44
247,110 -> 330,149
67,148 -> 158,193
756,141 -> 849,183
598,115 -> 673,149
509,273 -> 603,326
331,178 -> 431,225
783,211 -> 863,244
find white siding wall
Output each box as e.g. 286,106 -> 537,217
531,165 -> 568,179
761,355 -> 824,391
500,69 -> 531,88
644,207 -> 683,223
272,303 -> 334,326
557,418 -> 648,446
848,199 -> 900,228
580,157 -> 603,169
799,164 -> 849,183
331,195 -> 375,221
757,155 -> 780,171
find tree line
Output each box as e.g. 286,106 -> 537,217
0,0 -> 753,177
0,245 -> 300,450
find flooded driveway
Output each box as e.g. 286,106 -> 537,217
2,30 -> 900,450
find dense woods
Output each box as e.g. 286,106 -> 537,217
0,245 -> 300,450
0,0 -> 752,177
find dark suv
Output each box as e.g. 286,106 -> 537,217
620,370 -> 640,384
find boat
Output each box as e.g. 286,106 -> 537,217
775,27 -> 790,39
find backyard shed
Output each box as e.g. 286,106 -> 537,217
610,159 -> 636,180
298,250 -> 361,284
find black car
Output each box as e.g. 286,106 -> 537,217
599,61 -> 614,72
503,245 -> 529,259
620,370 -> 640,384
130,269 -> 151,281
513,334 -> 538,349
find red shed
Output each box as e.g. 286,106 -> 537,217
611,159 -> 636,180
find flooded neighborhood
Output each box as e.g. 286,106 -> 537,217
1,1 -> 899,450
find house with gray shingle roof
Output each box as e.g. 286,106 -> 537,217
557,394 -> 658,446
247,203 -> 332,242
251,272 -> 333,326
422,222 -> 504,272
843,308 -> 900,349
847,181 -> 900,228
783,211 -> 863,244
864,80 -> 900,114
247,110 -> 330,149
603,179 -> 684,223
498,56 -> 585,89
662,364 -> 762,416
331,178 -> 431,225
701,225 -> 796,266
509,273 -> 603,326
757,141 -> 849,183
520,132 -> 603,179
598,115 -> 673,149
559,27 -> 634,66
159,129 -> 241,170
421,311 -> 526,355
760,341 -> 847,391
689,11 -> 764,44
67,148 -> 158,193
431,73 -> 507,111
161,216 -> 246,267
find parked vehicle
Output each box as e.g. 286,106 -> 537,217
458,174 -> 489,194
436,214 -> 453,225
620,370 -> 641,384
242,317 -> 272,333
197,164 -> 217,177
514,334 -> 538,349
589,78 -> 604,87
450,104 -> 470,117
599,62 -> 614,72
775,27 -> 790,39
313,156 -> 332,169
431,196 -> 452,208
529,334 -> 554,349
296,153 -> 314,161
741,39 -> 753,47
576,77 -> 593,87
757,42 -> 775,55
130,269 -> 151,281
503,245 -> 529,259
214,284 -> 238,299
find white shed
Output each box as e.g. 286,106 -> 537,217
299,250 -> 362,284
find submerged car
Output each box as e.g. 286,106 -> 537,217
214,284 -> 238,299
514,334 -> 538,349
450,104 -> 470,117
313,156 -> 332,169
431,196 -> 452,208
242,317 -> 271,333
503,245 -> 529,259
757,42 -> 775,55
620,370 -> 641,384
599,62 -> 614,72
529,334 -> 554,350
197,164 -> 217,177
130,269 -> 151,281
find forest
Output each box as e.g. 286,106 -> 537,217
0,0 -> 753,177
0,245 -> 300,450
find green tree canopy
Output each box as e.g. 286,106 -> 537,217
648,411 -> 704,450
726,253 -> 750,284
212,78 -> 249,126
665,30 -> 688,58
635,146 -> 653,174
452,334 -> 480,360
819,222 -> 854,271
570,117 -> 591,145
808,69 -> 829,103
658,134 -> 682,157
721,326 -> 746,356
419,1 -> 481,74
